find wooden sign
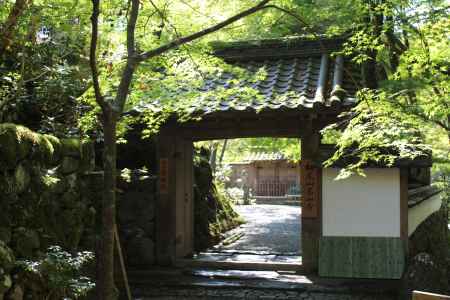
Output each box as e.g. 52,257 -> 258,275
159,158 -> 169,194
300,160 -> 320,218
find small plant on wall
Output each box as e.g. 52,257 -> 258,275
16,246 -> 95,299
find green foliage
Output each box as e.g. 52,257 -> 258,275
200,138 -> 301,164
1,0 -> 91,132
17,246 -> 95,299
0,123 -> 63,168
319,0 -> 449,178
2,0 -> 448,164
322,89 -> 432,178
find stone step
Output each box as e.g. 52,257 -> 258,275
175,258 -> 302,272
129,268 -> 400,299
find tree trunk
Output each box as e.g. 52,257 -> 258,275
218,139 -> 228,166
98,114 -> 118,300
209,142 -> 218,175
87,1 -> 279,297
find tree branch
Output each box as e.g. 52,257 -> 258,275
126,0 -> 139,58
138,0 -> 271,61
113,0 -> 140,114
0,0 -> 30,56
148,0 -> 207,79
89,0 -> 108,111
263,5 -> 309,27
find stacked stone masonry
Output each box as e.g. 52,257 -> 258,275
0,123 -> 98,299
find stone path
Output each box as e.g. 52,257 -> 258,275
135,286 -> 396,299
213,204 -> 301,255
130,269 -> 399,300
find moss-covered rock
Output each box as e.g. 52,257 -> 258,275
80,140 -> 95,173
0,274 -> 12,300
13,228 -> 40,259
0,124 -> 98,294
0,123 -> 65,169
59,157 -> 80,175
31,135 -> 55,167
0,228 -> 11,245
0,241 -> 14,272
0,174 -> 15,195
43,134 -> 62,166
0,124 -> 36,169
14,165 -> 30,194
60,138 -> 81,158
193,148 -> 242,251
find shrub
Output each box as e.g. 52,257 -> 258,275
17,246 -> 94,299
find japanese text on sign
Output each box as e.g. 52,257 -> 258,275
301,160 -> 320,218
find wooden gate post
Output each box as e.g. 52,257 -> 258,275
300,129 -> 321,273
156,132 -> 194,265
156,133 -> 177,265
175,138 -> 194,258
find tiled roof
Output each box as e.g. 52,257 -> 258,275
408,185 -> 442,208
229,152 -> 287,164
129,37 -> 363,116
245,152 -> 286,162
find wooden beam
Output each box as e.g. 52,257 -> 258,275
413,291 -> 450,300
162,112 -> 339,141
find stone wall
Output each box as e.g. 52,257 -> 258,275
117,169 -> 157,267
402,202 -> 450,296
193,148 -> 243,251
114,140 -> 243,268
0,123 -> 97,299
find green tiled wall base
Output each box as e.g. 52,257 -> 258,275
319,236 -> 405,279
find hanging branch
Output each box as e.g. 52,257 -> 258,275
138,0 -> 271,61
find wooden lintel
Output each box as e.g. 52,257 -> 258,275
168,115 -> 335,141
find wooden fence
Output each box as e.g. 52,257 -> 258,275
255,180 -> 299,197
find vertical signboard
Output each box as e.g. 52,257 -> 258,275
159,158 -> 169,194
301,160 -> 320,218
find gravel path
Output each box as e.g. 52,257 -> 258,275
215,204 -> 301,254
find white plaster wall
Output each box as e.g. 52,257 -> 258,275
408,193 -> 442,236
322,168 -> 400,237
